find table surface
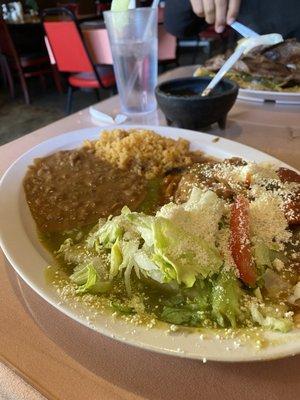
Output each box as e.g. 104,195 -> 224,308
1,66 -> 300,400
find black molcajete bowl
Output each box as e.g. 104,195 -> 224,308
155,77 -> 239,130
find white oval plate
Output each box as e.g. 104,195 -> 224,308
193,66 -> 300,105
238,88 -> 300,105
1,125 -> 300,362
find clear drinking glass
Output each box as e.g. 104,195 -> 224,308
104,8 -> 158,115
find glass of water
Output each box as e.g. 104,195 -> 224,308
104,8 -> 158,115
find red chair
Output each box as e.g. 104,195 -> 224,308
82,28 -> 113,66
0,18 -> 61,104
158,23 -> 178,70
42,7 -> 115,114
158,5 -> 165,23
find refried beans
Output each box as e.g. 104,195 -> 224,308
24,148 -> 146,232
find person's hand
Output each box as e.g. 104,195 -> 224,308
190,0 -> 241,33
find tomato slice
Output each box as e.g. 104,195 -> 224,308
277,168 -> 300,183
230,195 -> 256,286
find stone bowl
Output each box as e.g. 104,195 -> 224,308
155,77 -> 239,130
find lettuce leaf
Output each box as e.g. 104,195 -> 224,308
160,281 -> 212,326
119,240 -> 140,295
161,307 -> 200,325
254,242 -> 272,268
250,303 -> 293,333
133,250 -> 164,283
97,219 -> 124,249
70,264 -> 112,294
153,217 -> 222,287
158,188 -> 225,243
124,211 -> 154,246
110,239 -> 123,280
211,271 -> 241,328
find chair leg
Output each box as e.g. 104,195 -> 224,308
51,65 -> 64,94
39,74 -> 47,91
19,71 -> 30,105
0,56 -> 7,86
0,55 -> 15,98
95,89 -> 101,101
6,63 -> 15,99
66,85 -> 73,115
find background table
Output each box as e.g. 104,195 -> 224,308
1,66 -> 300,400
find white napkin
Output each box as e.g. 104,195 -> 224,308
89,107 -> 128,125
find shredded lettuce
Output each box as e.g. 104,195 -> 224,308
161,306 -> 204,325
250,303 -> 293,333
133,250 -> 164,283
119,240 -> 140,295
97,219 -> 124,249
254,243 -> 272,269
110,239 -> 123,280
212,271 -> 242,328
160,283 -> 211,326
153,217 -> 222,287
70,264 -> 112,294
124,211 -> 154,246
111,301 -> 135,315
158,188 -> 225,242
53,185 -> 295,333
288,282 -> 300,305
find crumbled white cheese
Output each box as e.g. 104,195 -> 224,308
169,324 -> 178,332
244,162 -> 278,184
249,191 -> 291,247
158,188 -> 225,242
273,258 -> 284,271
288,282 -> 300,305
128,295 -> 145,313
216,227 -> 238,275
205,162 -> 277,190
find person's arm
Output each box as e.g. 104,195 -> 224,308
164,0 -> 207,38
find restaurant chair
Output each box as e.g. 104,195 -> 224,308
0,17 -> 61,104
42,7 -> 116,115
158,5 -> 165,23
0,52 -> 14,98
158,24 -> 178,71
82,28 -> 113,66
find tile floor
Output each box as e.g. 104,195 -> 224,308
0,81 -> 110,146
0,47 -> 212,146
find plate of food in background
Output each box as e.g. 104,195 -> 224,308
195,39 -> 300,104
